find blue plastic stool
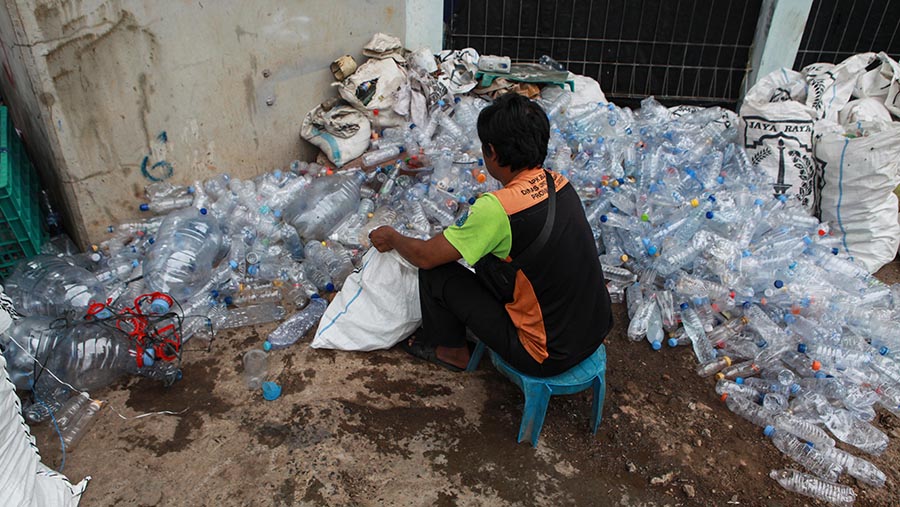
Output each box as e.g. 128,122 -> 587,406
466,342 -> 607,447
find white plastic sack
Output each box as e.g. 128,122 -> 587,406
802,53 -> 877,123
0,352 -> 90,506
300,99 -> 372,167
740,71 -> 820,209
743,68 -> 808,104
541,74 -> 607,107
816,120 -> 900,273
852,52 -> 900,118
312,248 -> 421,351
336,57 -> 408,129
838,98 -> 894,126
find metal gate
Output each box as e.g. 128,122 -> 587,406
794,0 -> 900,69
445,0 -> 763,108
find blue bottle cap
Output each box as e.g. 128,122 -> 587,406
200,208 -> 208,215
667,338 -> 678,347
210,290 -> 220,298
802,236 -> 813,245
651,341 -> 661,351
248,264 -> 259,276
777,195 -> 787,202
790,384 -> 800,394
797,343 -> 807,353
398,146 -> 406,153
263,341 -> 272,352
831,248 -> 839,255
143,350 -> 155,366
311,294 -> 322,299
325,282 -> 335,292
716,176 -> 725,184
107,225 -> 115,233
147,237 -> 155,244
468,197 -> 476,205
600,215 -> 609,222
150,298 -> 171,314
187,186 -> 195,194
763,425 -> 775,437
774,280 -> 784,289
224,296 -> 233,305
783,314 -> 795,324
262,381 -> 282,401
705,211 -> 714,219
229,260 -> 239,269
754,198 -> 764,206
139,203 -> 150,211
814,372 -> 827,379
273,210 -> 283,219
454,97 -> 461,103
880,346 -> 889,356
735,377 -> 744,384
647,245 -> 658,256
680,302 -> 689,310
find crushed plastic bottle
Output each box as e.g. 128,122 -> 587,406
264,295 -> 328,350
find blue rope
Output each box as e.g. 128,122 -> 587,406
33,393 -> 66,473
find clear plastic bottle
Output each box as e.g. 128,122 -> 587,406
213,304 -> 286,330
363,145 -> 405,167
824,409 -> 888,455
768,469 -> 855,507
284,171 -> 366,240
680,303 -> 717,365
4,255 -> 107,318
59,396 -> 106,450
771,412 -> 835,449
139,194 -> 194,214
723,393 -> 772,427
226,287 -> 282,307
2,316 -> 64,390
143,208 -> 224,301
819,445 -> 886,487
264,295 -> 328,350
764,428 -> 842,481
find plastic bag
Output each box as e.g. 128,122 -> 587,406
312,249 -> 421,351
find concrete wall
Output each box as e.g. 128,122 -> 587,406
0,0 -> 440,247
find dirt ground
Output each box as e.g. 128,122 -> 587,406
29,255 -> 900,506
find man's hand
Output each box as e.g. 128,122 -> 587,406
368,226 -> 397,253
367,226 -> 462,269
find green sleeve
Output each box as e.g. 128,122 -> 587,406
443,193 -> 512,266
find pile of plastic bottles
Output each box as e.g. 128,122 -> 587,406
1,80 -> 899,504
539,94 -> 897,504
0,95 -> 497,425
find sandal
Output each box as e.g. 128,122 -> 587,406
399,338 -> 464,372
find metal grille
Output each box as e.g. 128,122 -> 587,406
795,0 -> 900,69
446,0 -> 763,108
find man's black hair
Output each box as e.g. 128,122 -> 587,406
476,93 -> 550,172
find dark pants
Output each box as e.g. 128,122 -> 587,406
417,262 -> 565,377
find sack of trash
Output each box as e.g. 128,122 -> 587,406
300,98 -> 372,168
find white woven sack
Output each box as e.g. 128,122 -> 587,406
312,248 -> 421,351
740,72 -> 820,209
816,120 -> 900,273
0,352 -> 90,506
